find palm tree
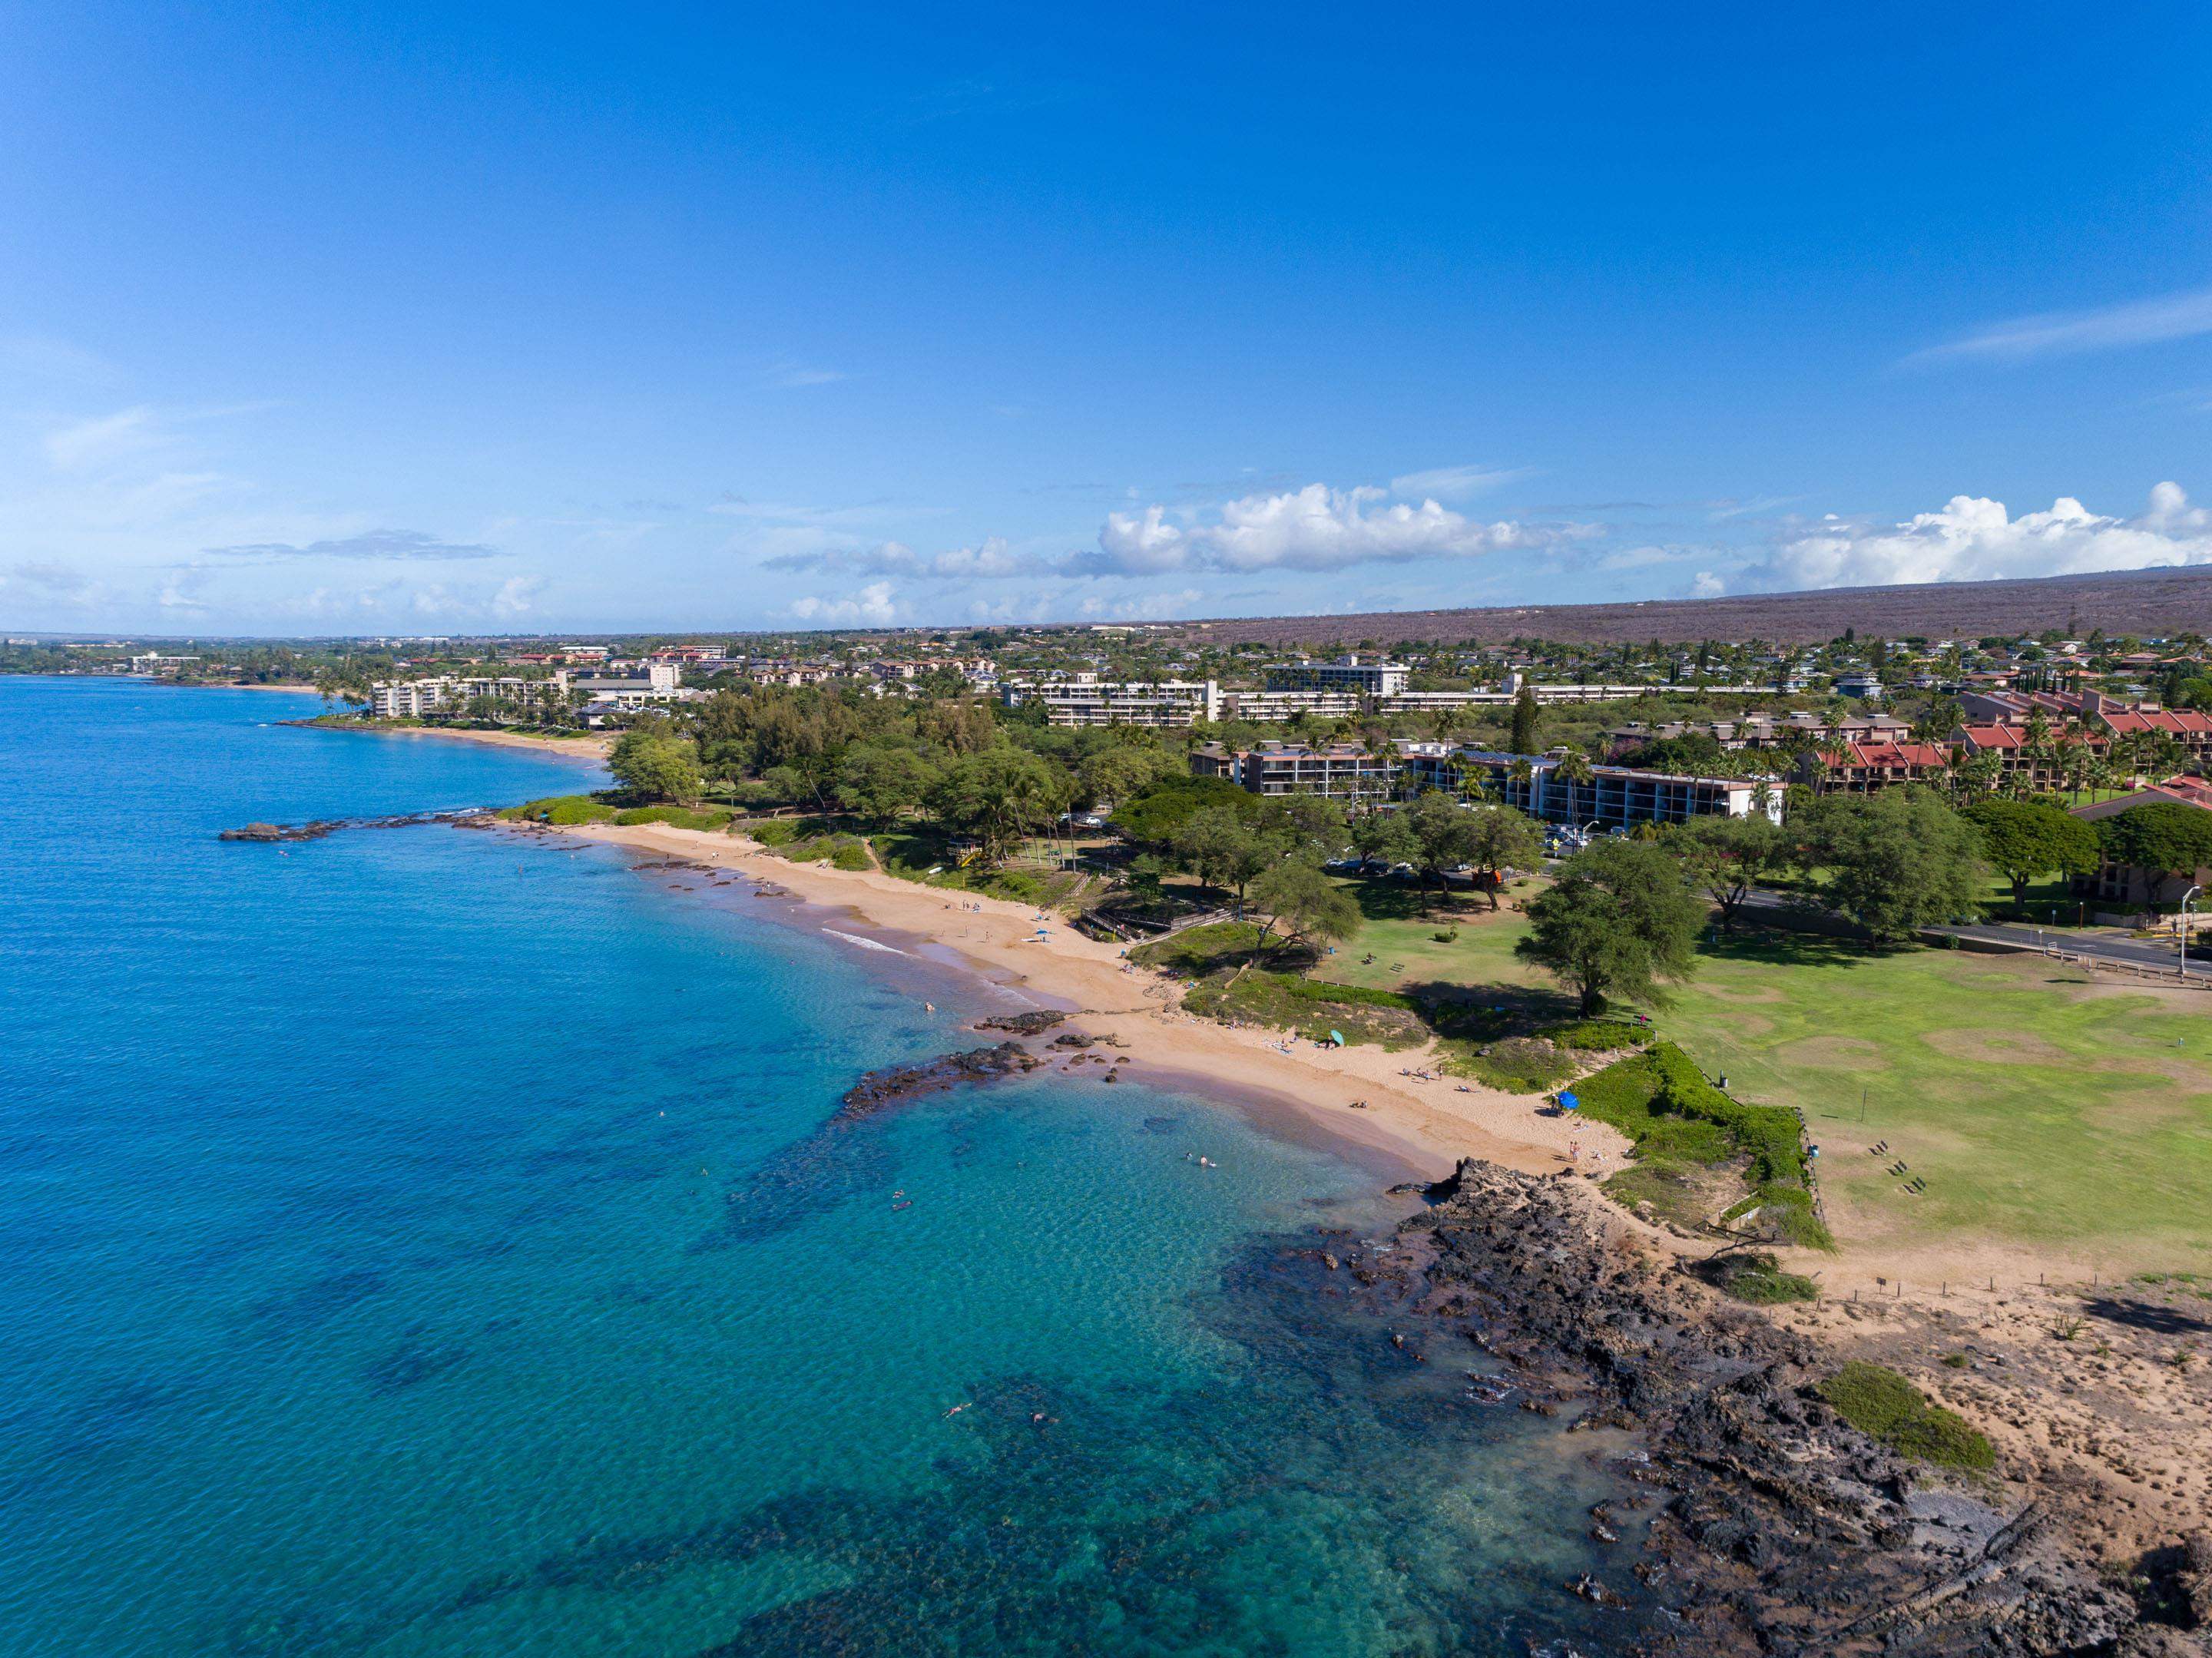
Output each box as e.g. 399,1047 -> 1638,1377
1551,745 -> 1596,832
1507,756 -> 1535,816
2060,745 -> 2091,804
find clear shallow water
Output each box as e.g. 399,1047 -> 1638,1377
0,679 -> 1632,1656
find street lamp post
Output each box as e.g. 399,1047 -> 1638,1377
2183,885 -> 2202,979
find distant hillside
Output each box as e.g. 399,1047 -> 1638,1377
1158,565 -> 2212,647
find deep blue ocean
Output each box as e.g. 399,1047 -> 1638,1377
0,677 -> 1633,1656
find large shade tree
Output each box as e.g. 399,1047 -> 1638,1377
1960,799 -> 2101,907
1666,812 -> 1789,934
1794,788 -> 1988,940
1515,838 -> 1704,1014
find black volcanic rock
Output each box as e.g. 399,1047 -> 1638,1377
1364,1158 -> 2176,1656
973,1011 -> 1067,1036
839,1043 -> 1043,1117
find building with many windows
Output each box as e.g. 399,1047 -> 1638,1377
1402,747 -> 1783,829
1216,688 -> 1364,722
1001,674 -> 1222,726
1188,741 -> 1400,802
1263,654 -> 1410,698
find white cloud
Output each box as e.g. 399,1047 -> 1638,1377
492,574 -> 544,616
1387,463 -> 1530,501
1909,285 -> 2212,366
1754,482 -> 2212,590
1079,482 -> 1574,576
43,405 -> 163,470
1690,571 -> 1725,598
788,580 -> 899,626
763,537 -> 1022,579
205,528 -> 498,561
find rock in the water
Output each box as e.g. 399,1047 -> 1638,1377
973,1011 -> 1066,1036
839,1043 -> 1042,1116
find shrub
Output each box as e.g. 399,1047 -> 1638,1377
611,804 -> 733,832
1540,1018 -> 1655,1051
1449,1036 -> 1575,1093
1818,1362 -> 1995,1471
1699,1251 -> 1820,1305
501,793 -> 617,826
1575,1041 -> 1831,1249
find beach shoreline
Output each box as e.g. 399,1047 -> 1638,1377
494,815 -> 2212,1606
293,716 -> 614,762
530,816 -> 1617,1184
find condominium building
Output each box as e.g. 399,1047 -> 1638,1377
1263,654 -> 1410,698
1600,712 -> 1911,760
1403,747 -> 1783,829
1189,740 -> 1400,801
1217,689 -> 1364,722
369,676 -> 568,719
1000,673 -> 1223,726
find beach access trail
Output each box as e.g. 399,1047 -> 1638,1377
555,819 -> 1614,1182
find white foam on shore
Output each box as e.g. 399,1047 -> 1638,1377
826,928 -> 906,957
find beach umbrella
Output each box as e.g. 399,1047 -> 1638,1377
1328,1030 -> 1346,1047
1558,1090 -> 1580,1112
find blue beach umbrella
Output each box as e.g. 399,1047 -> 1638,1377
1327,1030 -> 1346,1047
1557,1090 -> 1580,1112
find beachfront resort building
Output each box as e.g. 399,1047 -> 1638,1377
1402,747 -> 1784,830
1189,740 -> 1401,803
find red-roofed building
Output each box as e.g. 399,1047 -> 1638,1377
1820,740 -> 1951,793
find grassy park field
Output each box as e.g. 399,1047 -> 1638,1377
1311,878 -> 2212,1272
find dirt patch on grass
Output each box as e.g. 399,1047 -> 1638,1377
1920,1028 -> 2069,1066
1772,1036 -> 1887,1072
1720,1011 -> 1776,1038
1700,983 -> 1786,1004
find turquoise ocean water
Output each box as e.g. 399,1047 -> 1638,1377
0,678 -> 1634,1656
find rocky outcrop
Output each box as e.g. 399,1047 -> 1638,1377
973,1011 -> 1067,1036
220,808 -> 488,842
839,1043 -> 1044,1118
1373,1159 -> 2178,1655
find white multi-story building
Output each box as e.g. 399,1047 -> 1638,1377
1000,673 -> 1222,727
1264,654 -> 1410,698
1217,689 -> 1364,721
369,676 -> 568,718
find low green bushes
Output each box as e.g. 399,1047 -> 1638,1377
610,804 -> 733,831
1697,1251 -> 1820,1305
1539,1018 -> 1654,1051
501,794 -> 617,826
1819,1362 -> 1995,1471
1574,1041 -> 1831,1249
1449,1035 -> 1578,1094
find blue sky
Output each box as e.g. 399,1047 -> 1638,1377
5,2 -> 2212,636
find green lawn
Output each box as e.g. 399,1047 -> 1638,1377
1315,875 -> 2212,1269
1661,934 -> 2212,1268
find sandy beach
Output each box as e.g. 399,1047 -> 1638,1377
303,719 -> 615,762
550,819 -> 1619,1181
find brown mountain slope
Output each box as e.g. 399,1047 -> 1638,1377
1157,564 -> 2212,647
